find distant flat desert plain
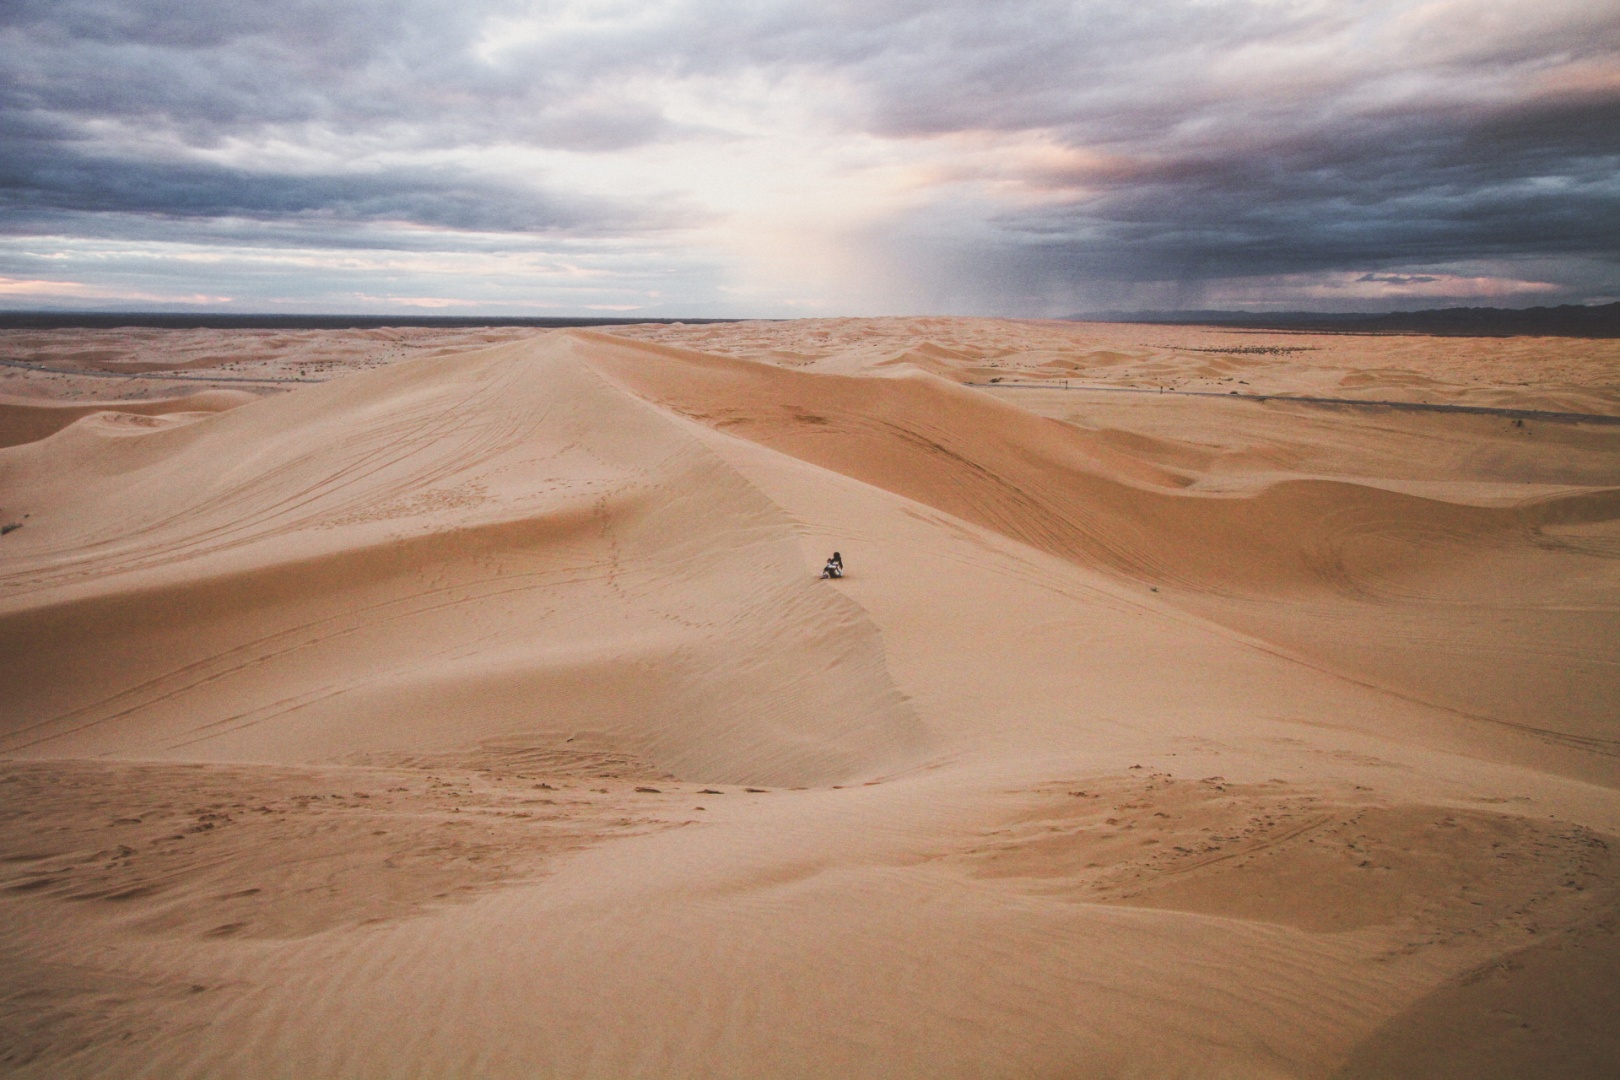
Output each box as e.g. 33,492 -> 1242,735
0,317 -> 1617,1078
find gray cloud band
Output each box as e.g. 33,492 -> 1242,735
0,140 -> 670,236
2,0 -> 1616,303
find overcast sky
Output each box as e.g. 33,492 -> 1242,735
2,0 -> 1616,315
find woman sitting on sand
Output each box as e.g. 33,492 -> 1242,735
820,551 -> 843,579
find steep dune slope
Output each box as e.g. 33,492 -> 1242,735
0,335 -> 921,783
582,330 -> 1620,772
581,331 -> 1616,598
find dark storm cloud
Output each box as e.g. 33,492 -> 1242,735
0,137 -> 636,235
983,89 -> 1620,282
1,0 -> 1616,308
0,0 -> 676,150
0,0 -> 692,240
812,2 -> 1620,295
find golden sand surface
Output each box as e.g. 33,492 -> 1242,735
0,325 -> 542,402
1,319 -> 1616,1078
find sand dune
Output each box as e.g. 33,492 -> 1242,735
583,330 -> 1619,597
0,389 -> 256,449
0,324 -> 543,389
0,337 -> 920,784
584,331 -> 1620,771
1,321 -> 1617,1078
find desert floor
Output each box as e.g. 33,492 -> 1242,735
1,318 -> 1616,1078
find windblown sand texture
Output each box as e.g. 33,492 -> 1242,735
1,318 -> 1617,1078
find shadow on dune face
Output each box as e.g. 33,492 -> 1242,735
1332,909 -> 1620,1080
0,390 -> 257,449
582,331 -> 1620,771
579,331 -> 1620,601
0,335 -> 925,786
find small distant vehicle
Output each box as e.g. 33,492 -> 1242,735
820,551 -> 844,579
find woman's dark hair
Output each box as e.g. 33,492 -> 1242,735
832,552 -> 841,560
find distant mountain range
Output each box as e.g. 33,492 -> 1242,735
1066,302 -> 1620,338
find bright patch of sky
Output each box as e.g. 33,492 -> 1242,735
2,0 -> 1616,314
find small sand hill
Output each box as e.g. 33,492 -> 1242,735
0,335 -> 922,784
0,390 -> 256,449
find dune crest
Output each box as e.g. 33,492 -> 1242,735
581,330 -> 1620,597
579,330 -> 1620,763
0,335 -> 923,784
